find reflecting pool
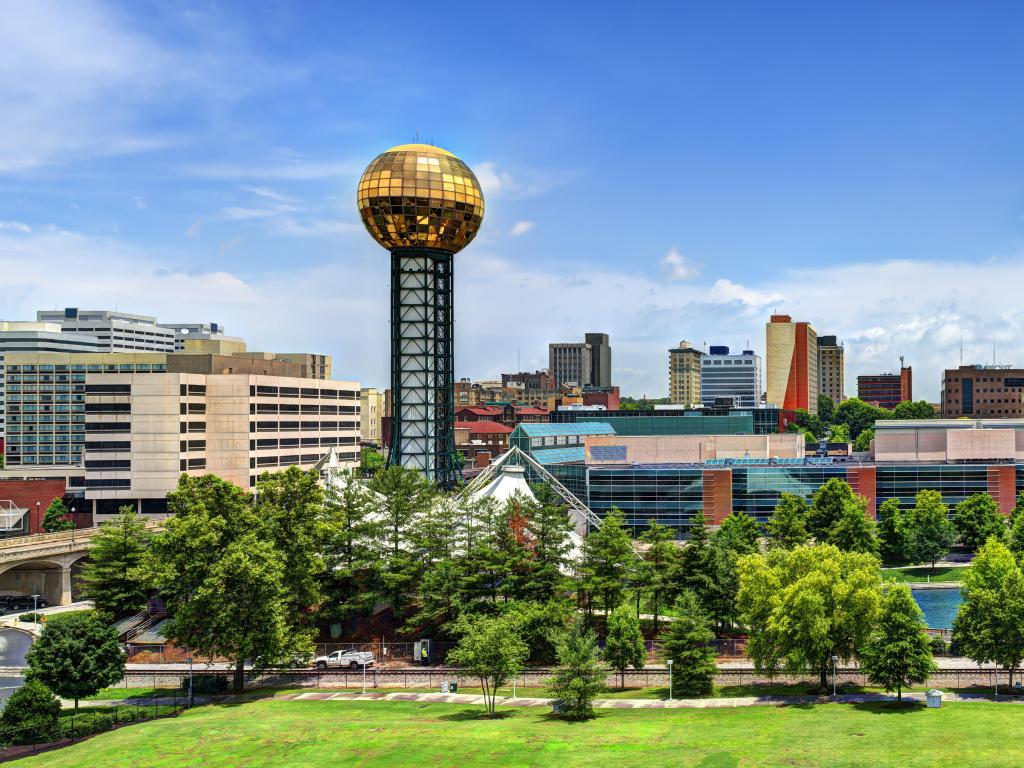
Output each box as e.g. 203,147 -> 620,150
912,588 -> 962,630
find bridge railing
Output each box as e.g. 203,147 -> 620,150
0,520 -> 162,550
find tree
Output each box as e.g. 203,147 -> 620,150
853,428 -> 874,453
906,491 -> 955,570
833,398 -> 891,441
580,506 -> 636,617
877,498 -> 909,565
79,506 -> 152,618
859,584 -> 936,701
604,604 -> 646,689
640,519 -> 680,634
141,474 -> 305,692
678,511 -> 736,631
1011,491 -> 1024,529
522,483 -> 575,602
827,497 -> 879,556
447,613 -> 529,716
0,680 -> 61,745
808,478 -> 857,541
829,423 -> 851,443
737,544 -> 882,691
715,511 -> 761,556
953,494 -> 1006,551
546,617 -> 606,719
817,394 -> 835,425
1009,514 -> 1024,564
42,497 -> 74,532
766,493 -> 810,550
322,471 -> 382,622
660,591 -> 717,697
359,447 -> 385,475
953,538 -> 1024,689
792,408 -> 823,440
891,401 -> 937,420
25,611 -> 125,713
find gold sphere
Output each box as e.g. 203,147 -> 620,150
357,143 -> 485,253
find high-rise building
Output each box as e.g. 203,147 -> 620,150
668,341 -> 703,406
765,315 -> 818,412
2,350 -> 360,519
357,143 -> 484,489
549,334 -> 612,388
940,365 -> 1023,418
37,308 -> 178,352
859,365 -> 913,410
817,335 -> 845,405
700,347 -> 761,408
360,387 -> 386,448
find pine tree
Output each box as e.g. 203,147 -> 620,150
715,511 -> 761,555
860,584 -> 936,702
580,506 -> 636,617
906,493 -> 956,570
322,471 -> 382,622
42,497 -> 74,532
523,483 -> 575,601
79,505 -> 151,618
603,604 -> 646,689
660,591 -> 717,697
546,617 -> 606,719
640,519 -> 679,635
766,493 -> 810,550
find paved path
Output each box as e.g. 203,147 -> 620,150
77,689 -> 1024,710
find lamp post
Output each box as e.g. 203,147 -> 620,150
186,655 -> 194,706
667,659 -> 674,702
831,655 -> 838,697
362,659 -> 367,695
31,594 -> 40,617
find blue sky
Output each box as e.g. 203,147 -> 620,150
2,1 -> 1024,400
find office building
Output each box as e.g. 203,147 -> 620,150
817,335 -> 845,404
700,346 -> 761,408
668,341 -> 703,406
859,364 -> 912,410
157,321 -> 240,351
360,387 -> 386,448
549,333 -> 612,388
941,365 -> 1024,418
37,308 -> 178,352
766,315 -> 818,412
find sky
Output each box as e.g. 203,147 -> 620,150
2,1 -> 1024,401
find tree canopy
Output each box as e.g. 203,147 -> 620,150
79,505 -> 152,618
860,584 -> 936,701
766,493 -> 810,550
953,493 -> 1006,551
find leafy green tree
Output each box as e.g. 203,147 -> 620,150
42,497 -> 74,532
322,471 -> 382,622
580,506 -> 636,617
499,598 -> 575,664
0,680 -> 61,745
792,408 -> 823,440
1009,514 -> 1024,564
906,491 -> 956,570
678,511 -> 737,632
953,494 -> 1007,551
877,498 -> 910,564
1010,491 -> 1024,528
522,483 -> 575,602
766,493 -> 810,550
678,511 -> 715,608
827,497 -> 879,556
953,538 -> 1024,689
640,519 -> 679,634
604,604 -> 646,689
660,591 -> 717,697
737,543 -> 882,691
853,428 -> 874,453
829,423 -> 851,443
833,398 -> 891,441
891,401 -> 937,420
808,478 -> 857,541
859,584 -> 936,701
25,611 -> 125,713
79,506 -> 152,618
447,613 -> 529,716
715,511 -> 761,556
546,617 -> 606,720
459,503 -> 535,611
817,394 -> 835,425
141,474 -> 305,691
359,447 -> 385,475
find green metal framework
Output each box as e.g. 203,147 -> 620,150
388,247 -> 461,489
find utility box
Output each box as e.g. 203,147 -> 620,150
449,681 -> 458,693
440,682 -> 449,693
926,689 -> 943,708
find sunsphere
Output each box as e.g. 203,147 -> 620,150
357,143 -> 485,253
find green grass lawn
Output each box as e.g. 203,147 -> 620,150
881,565 -> 965,583
13,698 -> 1024,767
83,688 -> 181,701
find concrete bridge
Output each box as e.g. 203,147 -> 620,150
0,523 -> 161,608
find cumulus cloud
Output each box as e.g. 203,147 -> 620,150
708,279 -> 785,308
474,162 -> 576,200
509,221 -> 535,237
660,248 -> 700,281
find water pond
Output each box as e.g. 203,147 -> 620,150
911,587 -> 962,630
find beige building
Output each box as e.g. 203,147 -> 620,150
584,433 -> 804,465
873,419 -> 1024,462
360,387 -> 386,448
766,315 -> 818,413
817,335 -> 844,405
668,341 -> 703,406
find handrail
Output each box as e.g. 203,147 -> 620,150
0,520 -> 163,550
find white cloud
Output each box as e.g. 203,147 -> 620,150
708,279 -> 784,308
272,218 -> 360,238
185,217 -> 203,238
474,161 -> 576,201
0,221 -> 32,234
220,206 -> 294,221
241,186 -> 297,204
133,196 -> 147,211
509,221 -> 535,237
660,248 -> 700,281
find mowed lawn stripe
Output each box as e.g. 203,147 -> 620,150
10,699 -> 1024,768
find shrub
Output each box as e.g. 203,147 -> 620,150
930,635 -> 947,655
18,613 -> 42,623
60,712 -> 114,739
184,675 -> 229,695
0,680 -> 61,746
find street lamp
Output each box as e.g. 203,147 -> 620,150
667,659 -> 674,702
831,655 -> 838,697
186,655 -> 194,706
31,594 -> 40,617
361,659 -> 367,695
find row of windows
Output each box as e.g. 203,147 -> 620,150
253,453 -> 324,468
251,403 -> 354,415
84,441 -> 131,451
250,385 -> 358,400
180,458 -> 207,471
250,436 -> 357,450
179,384 -> 207,396
180,440 -> 206,452
84,459 -> 131,470
250,420 -> 358,432
6,364 -> 166,374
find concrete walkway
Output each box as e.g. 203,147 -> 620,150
77,689 -> 1024,710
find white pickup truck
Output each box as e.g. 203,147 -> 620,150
313,650 -> 376,670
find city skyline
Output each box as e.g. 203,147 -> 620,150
2,2 -> 1024,400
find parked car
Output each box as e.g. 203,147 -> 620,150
4,595 -> 48,612
312,650 -> 375,670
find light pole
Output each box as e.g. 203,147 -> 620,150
31,594 -> 40,617
667,659 -> 674,702
186,655 -> 194,706
362,659 -> 367,694
831,655 -> 838,697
